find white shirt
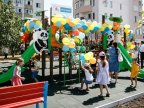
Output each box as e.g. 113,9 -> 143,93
140,44 -> 144,52
4,48 -> 8,53
84,69 -> 93,81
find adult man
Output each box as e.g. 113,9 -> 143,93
4,47 -> 8,59
140,41 -> 144,68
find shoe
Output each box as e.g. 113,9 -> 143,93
98,94 -> 103,97
106,93 -> 110,97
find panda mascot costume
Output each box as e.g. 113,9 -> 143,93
107,30 -> 114,46
30,28 -> 48,53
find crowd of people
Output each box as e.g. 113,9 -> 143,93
80,41 -> 141,97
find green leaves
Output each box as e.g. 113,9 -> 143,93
0,1 -> 22,47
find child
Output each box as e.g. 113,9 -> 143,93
96,51 -> 110,97
31,55 -> 40,82
130,58 -> 140,88
11,58 -> 25,86
80,63 -> 94,91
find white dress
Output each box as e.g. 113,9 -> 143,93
96,61 -> 110,85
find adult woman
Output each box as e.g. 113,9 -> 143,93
108,42 -> 119,83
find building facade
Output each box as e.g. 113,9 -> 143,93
73,0 -> 142,36
3,0 -> 44,20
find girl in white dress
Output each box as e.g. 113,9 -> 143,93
96,51 -> 110,97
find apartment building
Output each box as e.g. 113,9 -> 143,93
3,0 -> 44,20
73,0 -> 142,35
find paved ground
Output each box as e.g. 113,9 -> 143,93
0,59 -> 144,108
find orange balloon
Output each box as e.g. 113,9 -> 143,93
69,21 -> 75,27
78,28 -> 84,33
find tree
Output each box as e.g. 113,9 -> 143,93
0,0 -> 22,56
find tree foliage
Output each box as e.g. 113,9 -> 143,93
0,0 -> 22,48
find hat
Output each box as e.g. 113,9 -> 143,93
99,51 -> 105,56
84,63 -> 90,67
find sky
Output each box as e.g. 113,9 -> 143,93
44,0 -> 73,17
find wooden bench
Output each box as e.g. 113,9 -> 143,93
0,81 -> 48,108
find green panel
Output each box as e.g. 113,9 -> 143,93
103,35 -> 107,50
0,44 -> 36,84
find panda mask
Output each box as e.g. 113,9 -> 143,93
107,30 -> 114,46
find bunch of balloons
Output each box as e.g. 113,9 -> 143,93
20,20 -> 42,42
127,42 -> 135,50
100,23 -> 113,34
51,16 -> 102,34
62,37 -> 76,52
80,52 -> 96,64
124,25 -> 131,36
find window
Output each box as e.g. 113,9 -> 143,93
135,16 -> 137,22
93,13 -> 95,19
88,13 -> 91,19
36,3 -> 40,8
93,0 -> 95,6
16,0 -> 22,4
90,0 -> 92,6
25,9 -> 29,13
28,1 -> 30,5
104,0 -> 108,7
18,8 -> 21,13
110,1 -> 113,8
139,1 -> 142,6
120,3 -> 122,10
110,14 -> 113,17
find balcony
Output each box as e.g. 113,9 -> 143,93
75,5 -> 92,13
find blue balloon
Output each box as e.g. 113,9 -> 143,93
76,46 -> 81,51
104,27 -> 110,32
76,24 -> 82,28
56,21 -> 61,27
72,25 -> 77,30
70,48 -> 76,53
79,33 -> 85,39
80,54 -> 85,60
64,23 -> 71,30
82,25 -> 88,30
30,21 -> 35,28
129,33 -> 133,39
34,24 -> 41,29
62,46 -> 69,52
94,27 -> 99,31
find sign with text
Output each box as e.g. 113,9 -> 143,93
52,4 -> 73,18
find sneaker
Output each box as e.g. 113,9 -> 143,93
106,93 -> 110,97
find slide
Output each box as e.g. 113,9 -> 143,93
118,43 -> 144,78
0,44 -> 36,84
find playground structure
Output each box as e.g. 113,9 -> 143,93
0,15 -> 144,84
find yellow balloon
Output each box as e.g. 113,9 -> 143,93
84,29 -> 90,33
84,53 -> 92,61
88,52 -> 94,58
89,58 -> 96,64
52,17 -> 58,23
124,24 -> 130,29
61,19 -> 66,25
108,25 -> 113,29
62,38 -> 70,45
68,42 -> 75,48
130,44 -> 135,49
89,26 -> 94,30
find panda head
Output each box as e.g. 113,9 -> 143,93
33,28 -> 48,41
107,30 -> 114,42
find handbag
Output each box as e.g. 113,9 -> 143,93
118,49 -> 123,62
